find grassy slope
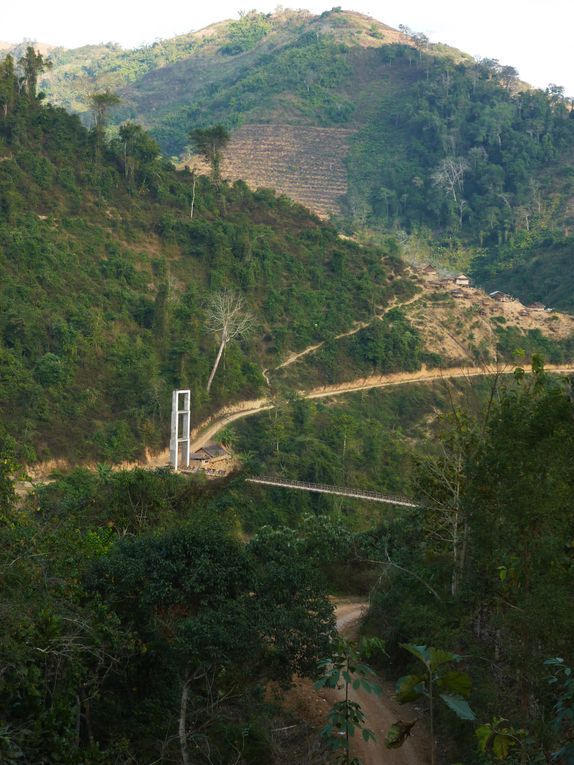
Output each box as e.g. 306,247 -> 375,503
35,10 -> 465,150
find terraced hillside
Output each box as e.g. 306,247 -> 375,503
219,124 -> 354,217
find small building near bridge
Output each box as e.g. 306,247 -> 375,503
190,443 -> 229,463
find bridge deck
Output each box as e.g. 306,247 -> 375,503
246,477 -> 419,507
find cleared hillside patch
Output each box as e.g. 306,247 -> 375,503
207,124 -> 355,217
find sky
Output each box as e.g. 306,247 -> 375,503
3,0 -> 573,95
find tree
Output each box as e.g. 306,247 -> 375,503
544,657 -> 574,763
0,431 -> 17,519
89,523 -> 334,761
462,364 -> 574,715
395,644 -> 475,765
414,406 -> 478,598
88,89 -> 120,133
88,89 -> 121,162
315,637 -> 384,765
17,46 -> 52,100
114,121 -> 160,189
431,156 -> 469,204
0,55 -> 18,118
205,290 -> 254,393
188,125 -> 230,181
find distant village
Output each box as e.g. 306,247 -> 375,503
417,264 -> 550,313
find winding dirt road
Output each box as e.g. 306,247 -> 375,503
178,363 -> 574,454
319,601 -> 429,765
22,363 -> 574,481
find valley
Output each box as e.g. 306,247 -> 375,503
1,13 -> 574,765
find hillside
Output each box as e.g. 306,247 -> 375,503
3,48 -> 573,466
215,124 -> 354,217
8,8 -> 571,309
0,58 -> 418,464
270,267 -> 574,389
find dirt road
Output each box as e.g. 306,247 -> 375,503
181,362 -> 574,453
322,601 -> 429,765
21,363 -> 574,481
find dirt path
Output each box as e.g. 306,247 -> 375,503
275,341 -> 325,370
275,293 -> 423,371
319,600 -> 429,765
304,363 -> 501,400
177,362 -> 574,467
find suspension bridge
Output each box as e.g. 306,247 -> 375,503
245,476 -> 420,507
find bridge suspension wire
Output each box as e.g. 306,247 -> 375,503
245,477 -> 420,508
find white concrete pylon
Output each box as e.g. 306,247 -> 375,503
169,389 -> 191,471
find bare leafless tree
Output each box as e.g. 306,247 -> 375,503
431,156 -> 469,204
205,291 -> 254,393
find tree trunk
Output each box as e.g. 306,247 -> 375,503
179,676 -> 191,765
429,668 -> 435,765
206,334 -> 226,393
190,174 -> 197,220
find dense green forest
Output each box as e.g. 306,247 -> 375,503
361,365 -> 574,763
0,48 -> 417,463
1,460 -> 336,763
3,366 -> 573,763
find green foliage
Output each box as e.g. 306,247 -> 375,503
394,644 -> 474,765
89,522 -> 331,757
2,468 -> 335,763
545,658 -> 574,763
277,302 -> 425,388
475,718 -> 527,761
18,46 -> 52,100
348,51 -> 574,241
396,644 -> 475,720
181,31 -> 354,145
188,124 -> 230,180
315,637 -> 384,764
495,325 -> 574,363
220,12 -> 272,56
0,62 -> 408,463
13,11 -> 574,305
473,227 -> 574,312
364,366 -> 574,760
0,429 -> 17,517
349,308 -> 423,374
234,384 -> 447,531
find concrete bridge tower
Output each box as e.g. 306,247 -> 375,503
170,389 -> 191,471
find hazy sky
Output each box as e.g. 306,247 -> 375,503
3,0 -> 573,94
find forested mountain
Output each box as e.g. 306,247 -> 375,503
6,8 -> 574,308
1,33 -> 574,765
